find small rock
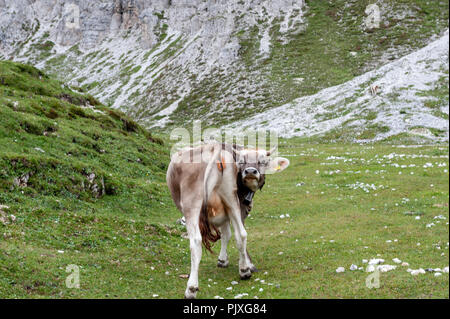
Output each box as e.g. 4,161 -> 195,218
368,258 -> 384,265
336,267 -> 345,273
410,268 -> 426,276
377,265 -> 396,272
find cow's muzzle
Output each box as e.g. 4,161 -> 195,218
242,167 -> 260,192
244,167 -> 258,175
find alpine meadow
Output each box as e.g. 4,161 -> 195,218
0,0 -> 448,300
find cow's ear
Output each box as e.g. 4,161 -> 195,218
268,157 -> 290,174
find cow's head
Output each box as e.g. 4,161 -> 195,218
235,147 -> 290,192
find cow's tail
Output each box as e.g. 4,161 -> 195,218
199,145 -> 222,253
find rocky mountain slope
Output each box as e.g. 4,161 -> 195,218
1,0 -> 449,140
225,30 -> 449,143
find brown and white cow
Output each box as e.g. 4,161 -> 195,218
166,143 -> 289,298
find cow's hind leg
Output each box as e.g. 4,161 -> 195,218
184,211 -> 202,299
217,222 -> 231,268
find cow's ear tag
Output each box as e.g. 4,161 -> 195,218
276,165 -> 281,171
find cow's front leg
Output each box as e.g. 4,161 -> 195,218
246,250 -> 258,273
241,205 -> 257,273
229,206 -> 253,280
185,219 -> 202,299
217,222 -> 231,268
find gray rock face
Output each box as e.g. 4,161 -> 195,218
1,0 -> 303,53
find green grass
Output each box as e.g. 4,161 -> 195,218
0,61 -> 448,298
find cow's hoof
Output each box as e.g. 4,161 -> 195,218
217,259 -> 229,268
184,286 -> 199,299
239,268 -> 252,280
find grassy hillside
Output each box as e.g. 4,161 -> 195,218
0,61 -> 183,297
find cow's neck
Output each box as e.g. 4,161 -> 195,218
236,173 -> 255,222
